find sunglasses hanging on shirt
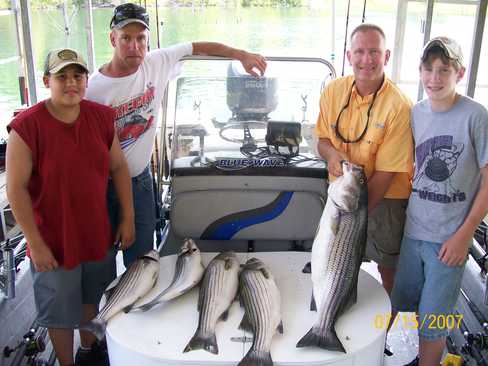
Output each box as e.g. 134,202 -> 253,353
334,77 -> 383,144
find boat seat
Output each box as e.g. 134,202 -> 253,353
170,175 -> 327,241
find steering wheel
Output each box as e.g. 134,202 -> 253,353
218,121 -> 267,144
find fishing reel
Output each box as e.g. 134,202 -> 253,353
3,328 -> 46,359
461,330 -> 488,352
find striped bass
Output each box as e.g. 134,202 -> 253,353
297,161 -> 367,353
131,239 -> 205,312
183,251 -> 240,355
83,249 -> 160,340
238,258 -> 283,366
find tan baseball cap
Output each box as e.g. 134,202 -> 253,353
44,48 -> 89,75
421,37 -> 464,67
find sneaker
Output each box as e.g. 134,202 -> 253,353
403,355 -> 419,366
74,340 -> 109,366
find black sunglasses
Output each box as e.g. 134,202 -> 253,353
334,78 -> 383,144
110,3 -> 149,29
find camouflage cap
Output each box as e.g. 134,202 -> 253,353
44,48 -> 89,75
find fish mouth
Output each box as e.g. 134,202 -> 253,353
141,249 -> 160,261
141,254 -> 159,262
180,238 -> 198,255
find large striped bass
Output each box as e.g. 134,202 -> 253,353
83,249 -> 160,340
238,258 -> 283,366
131,239 -> 205,312
183,251 -> 240,355
297,161 -> 367,353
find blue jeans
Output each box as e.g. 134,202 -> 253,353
391,236 -> 466,340
107,166 -> 156,267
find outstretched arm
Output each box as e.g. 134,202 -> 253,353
192,42 -> 267,77
439,165 -> 488,266
6,131 -> 58,272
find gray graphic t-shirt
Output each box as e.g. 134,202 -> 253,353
404,96 -> 488,243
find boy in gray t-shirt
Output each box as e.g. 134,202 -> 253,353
391,37 -> 488,366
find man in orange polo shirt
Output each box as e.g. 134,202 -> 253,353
316,23 -> 413,295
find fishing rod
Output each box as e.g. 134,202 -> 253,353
456,311 -> 488,366
2,326 -> 50,365
155,0 -> 160,48
341,0 -> 351,76
460,288 -> 488,335
152,136 -> 164,247
361,0 -> 367,23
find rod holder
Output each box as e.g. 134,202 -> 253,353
0,247 -> 15,299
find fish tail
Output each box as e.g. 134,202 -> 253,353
183,331 -> 218,354
238,349 -> 273,366
296,327 -> 346,353
80,319 -> 107,341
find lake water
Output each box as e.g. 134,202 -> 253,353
0,3 -> 486,138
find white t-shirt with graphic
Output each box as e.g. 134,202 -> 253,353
86,43 -> 193,177
404,96 -> 488,243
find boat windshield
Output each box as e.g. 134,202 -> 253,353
166,57 -> 335,171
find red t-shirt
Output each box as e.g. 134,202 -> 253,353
8,100 -> 115,269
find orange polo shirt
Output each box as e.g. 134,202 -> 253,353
315,75 -> 413,199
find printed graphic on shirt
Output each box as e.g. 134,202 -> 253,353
412,135 -> 465,204
113,84 -> 155,149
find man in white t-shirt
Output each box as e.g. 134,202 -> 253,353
85,3 -> 267,269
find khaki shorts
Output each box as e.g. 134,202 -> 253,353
365,198 -> 408,268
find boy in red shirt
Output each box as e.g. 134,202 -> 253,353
6,48 -> 135,366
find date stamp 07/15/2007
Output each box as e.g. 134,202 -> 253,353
374,313 -> 464,330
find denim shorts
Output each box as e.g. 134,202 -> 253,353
108,166 -> 156,267
31,247 -> 116,328
391,236 -> 466,340
365,198 -> 408,268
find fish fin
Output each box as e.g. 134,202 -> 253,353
277,320 -> 284,334
219,309 -> 230,321
224,257 -> 234,270
238,349 -> 273,366
296,327 -> 346,353
79,319 -> 107,341
183,331 -> 218,354
310,292 -> 316,311
131,299 -> 166,312
122,304 -> 134,313
238,312 -> 254,332
330,212 -> 340,235
302,261 -> 311,274
260,267 -> 271,279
